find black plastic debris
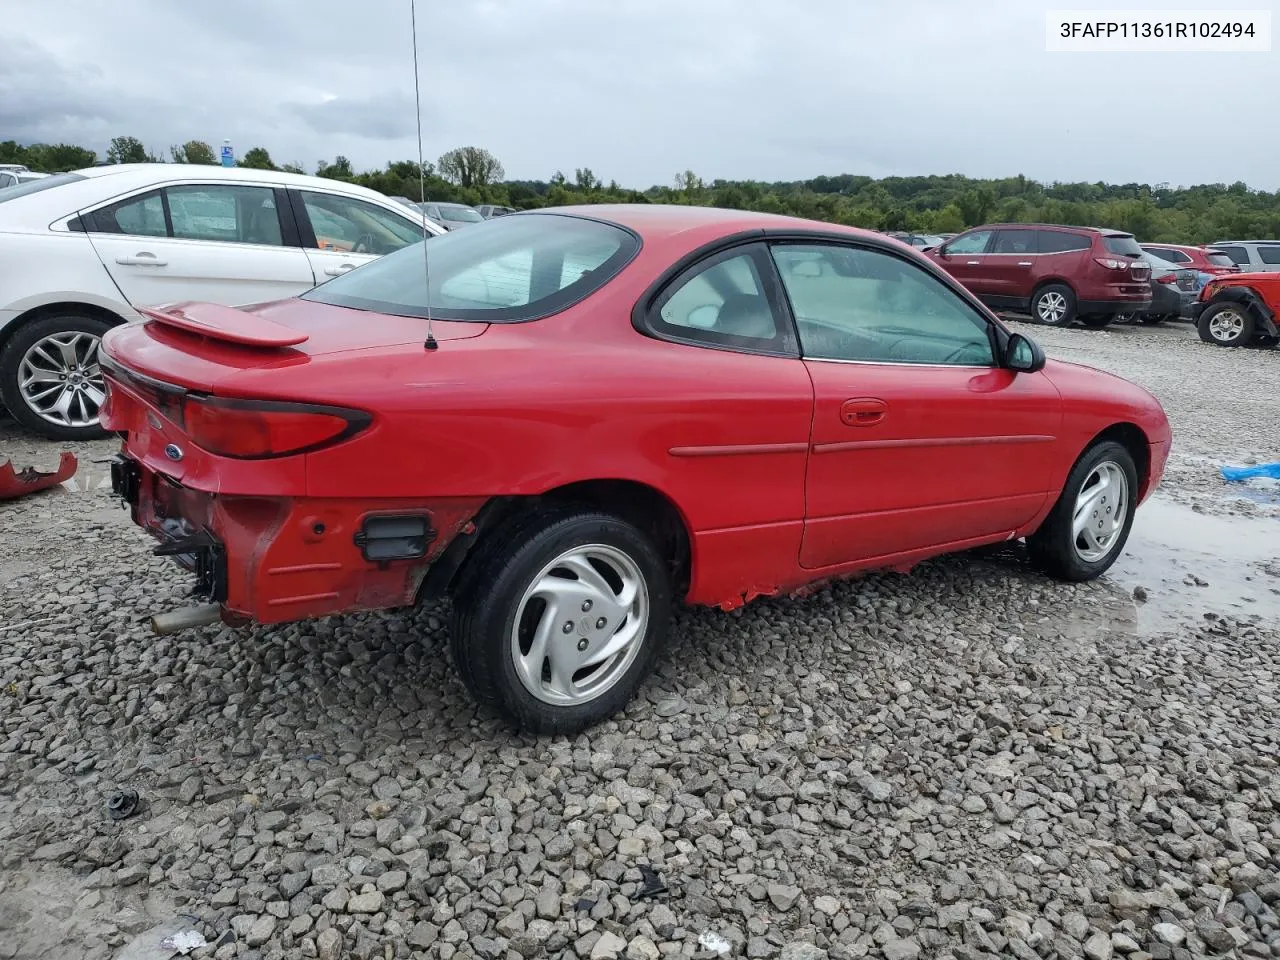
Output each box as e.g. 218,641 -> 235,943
107,789 -> 140,820
636,864 -> 668,899
573,898 -> 596,912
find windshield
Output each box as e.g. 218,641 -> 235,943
440,205 -> 484,223
0,172 -> 86,203
302,212 -> 639,322
1103,234 -> 1143,257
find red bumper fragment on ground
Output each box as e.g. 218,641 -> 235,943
0,452 -> 78,500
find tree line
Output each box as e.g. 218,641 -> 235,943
3,136 -> 1277,244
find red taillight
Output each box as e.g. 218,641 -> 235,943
182,396 -> 371,459
1155,274 -> 1178,284
1094,257 -> 1131,270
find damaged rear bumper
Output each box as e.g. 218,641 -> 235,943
109,452 -> 483,625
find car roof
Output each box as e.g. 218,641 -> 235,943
538,203 -> 879,243
978,222 -> 1136,237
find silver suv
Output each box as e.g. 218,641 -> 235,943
1209,240 -> 1280,273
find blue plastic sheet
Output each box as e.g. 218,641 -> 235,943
1221,462 -> 1280,482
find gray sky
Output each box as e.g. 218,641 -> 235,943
4,0 -> 1279,189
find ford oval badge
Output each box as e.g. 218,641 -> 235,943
164,443 -> 184,462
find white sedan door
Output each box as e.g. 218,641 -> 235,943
85,183 -> 315,308
291,189 -> 433,283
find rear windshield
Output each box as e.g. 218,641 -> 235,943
1213,245 -> 1250,265
441,205 -> 483,223
1205,251 -> 1236,268
0,171 -> 86,203
302,213 -> 639,322
1102,234 -> 1143,257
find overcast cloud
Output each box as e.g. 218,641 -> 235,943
3,0 -> 1279,188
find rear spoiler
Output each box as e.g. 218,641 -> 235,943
138,302 -> 309,347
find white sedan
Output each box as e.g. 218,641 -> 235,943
0,164 -> 445,440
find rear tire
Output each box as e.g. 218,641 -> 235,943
1031,284 -> 1076,327
1081,315 -> 1113,329
1028,440 -> 1138,582
0,312 -> 113,441
1140,314 -> 1166,325
448,507 -> 673,734
1197,302 -> 1255,347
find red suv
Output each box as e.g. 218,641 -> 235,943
928,224 -> 1152,328
1140,243 -> 1240,277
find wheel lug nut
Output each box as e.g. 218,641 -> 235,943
577,639 -> 588,652
595,617 -> 607,629
581,600 -> 592,612
562,622 -> 574,634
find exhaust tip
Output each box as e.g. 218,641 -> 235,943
151,603 -> 222,635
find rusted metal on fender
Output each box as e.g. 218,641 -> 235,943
0,452 -> 77,500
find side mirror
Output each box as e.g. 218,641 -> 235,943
1005,333 -> 1046,373
935,243 -> 949,256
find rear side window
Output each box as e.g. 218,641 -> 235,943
168,184 -> 283,246
1037,231 -> 1092,253
303,213 -> 638,322
991,229 -> 1037,254
1259,246 -> 1280,264
1214,245 -> 1250,265
1145,246 -> 1190,263
1206,251 -> 1237,268
1102,234 -> 1144,257
90,190 -> 168,237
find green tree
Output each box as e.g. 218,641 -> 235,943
315,156 -> 354,180
107,136 -> 157,164
437,147 -> 505,189
239,146 -> 278,170
169,140 -> 217,164
281,162 -> 306,174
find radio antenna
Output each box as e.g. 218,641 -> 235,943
410,0 -> 437,351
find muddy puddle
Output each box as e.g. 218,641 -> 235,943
1103,495 -> 1280,634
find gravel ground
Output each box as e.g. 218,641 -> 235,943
1,320 -> 1278,960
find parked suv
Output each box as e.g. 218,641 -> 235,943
1207,240 -> 1280,274
1141,243 -> 1240,277
928,224 -> 1152,327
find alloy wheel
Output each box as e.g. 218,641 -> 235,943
1208,309 -> 1246,343
18,331 -> 106,429
1037,292 -> 1067,324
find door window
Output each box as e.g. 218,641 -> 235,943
166,184 -> 283,246
771,243 -> 995,366
1213,245 -> 1250,265
1145,246 -> 1190,263
298,191 -> 422,255
1258,246 -> 1280,265
944,230 -> 993,254
991,229 -> 1037,254
90,190 -> 168,236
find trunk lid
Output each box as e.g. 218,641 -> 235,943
101,298 -> 487,392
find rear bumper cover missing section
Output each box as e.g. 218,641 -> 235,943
109,452 -> 483,625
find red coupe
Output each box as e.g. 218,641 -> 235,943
99,205 -> 1171,733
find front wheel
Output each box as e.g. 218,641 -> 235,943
1028,441 -> 1138,582
448,508 -> 672,734
1197,302 -> 1255,347
0,312 -> 113,440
